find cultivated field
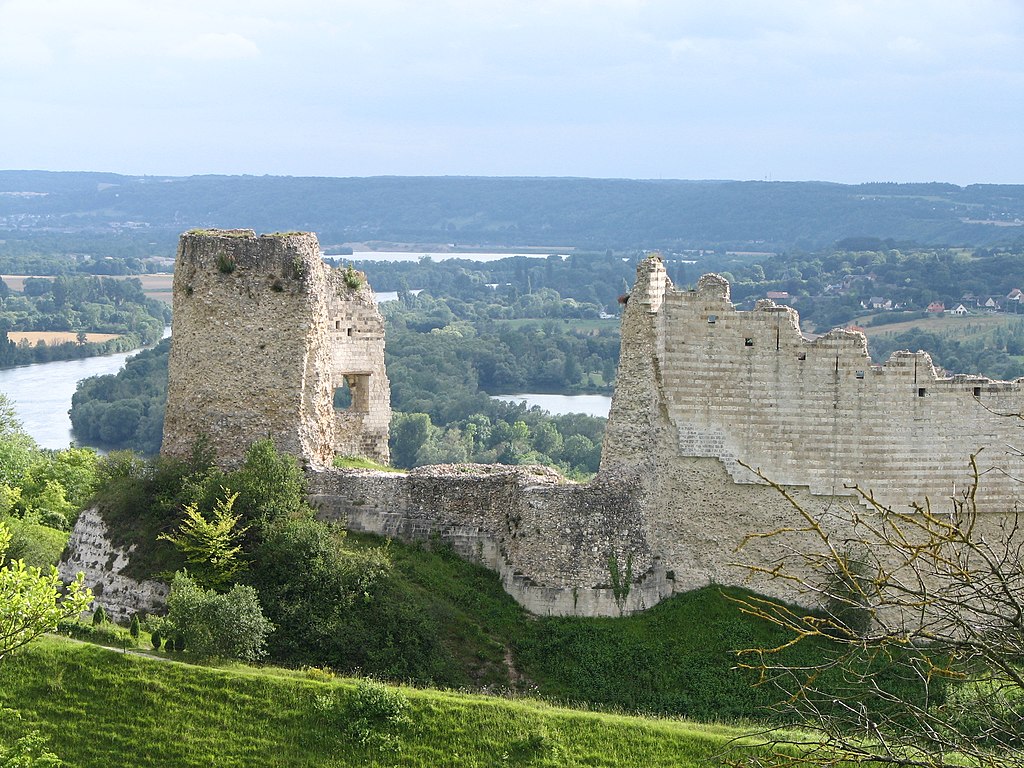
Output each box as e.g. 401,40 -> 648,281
859,312 -> 1019,340
0,273 -> 175,304
6,331 -> 121,346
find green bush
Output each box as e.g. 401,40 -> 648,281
0,517 -> 68,568
57,619 -> 134,648
341,265 -> 364,291
311,680 -> 410,755
150,629 -> 162,650
166,572 -> 273,662
345,679 -> 410,753
39,511 -> 69,531
91,606 -> 107,626
129,614 -> 141,640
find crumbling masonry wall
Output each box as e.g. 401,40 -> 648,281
161,230 -> 390,466
119,240 -> 1024,620
600,256 -> 1024,602
308,464 -> 671,617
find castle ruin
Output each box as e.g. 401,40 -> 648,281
76,239 -> 1024,620
311,254 -> 1024,615
161,230 -> 390,466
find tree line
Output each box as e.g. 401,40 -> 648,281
0,274 -> 170,368
6,170 -> 1024,251
69,290 -> 613,476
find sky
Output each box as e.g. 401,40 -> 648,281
1,1 -> 1021,184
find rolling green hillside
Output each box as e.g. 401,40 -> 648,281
0,637 -> 777,768
2,171 -> 1023,253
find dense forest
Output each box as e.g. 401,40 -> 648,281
3,172 -> 1024,257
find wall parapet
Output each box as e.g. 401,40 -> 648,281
307,465 -> 672,617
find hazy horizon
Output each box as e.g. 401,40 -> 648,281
2,1 -> 1021,186
4,169 -> 1017,188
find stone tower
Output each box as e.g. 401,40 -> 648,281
161,229 -> 390,466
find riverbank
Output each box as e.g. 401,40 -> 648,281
0,327 -> 170,449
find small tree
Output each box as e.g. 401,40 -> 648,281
91,605 -> 107,626
732,457 -> 1024,768
159,488 -> 248,591
129,614 -> 141,640
0,520 -> 92,663
0,725 -> 62,767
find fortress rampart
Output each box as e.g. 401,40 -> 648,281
71,242 -> 1024,619
315,255 -> 1024,614
308,464 -> 671,616
603,257 -> 1024,515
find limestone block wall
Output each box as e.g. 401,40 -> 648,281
59,508 -> 169,623
605,257 -> 1024,516
601,256 -> 1024,604
325,268 -> 391,462
308,465 -> 672,616
162,230 -> 390,466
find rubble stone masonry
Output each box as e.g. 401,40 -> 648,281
161,230 -> 390,466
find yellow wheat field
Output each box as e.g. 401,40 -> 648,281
6,331 -> 122,346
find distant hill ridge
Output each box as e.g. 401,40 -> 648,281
1,171 -> 1022,251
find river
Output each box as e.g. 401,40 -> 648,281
333,251 -> 566,263
0,328 -> 170,449
491,393 -> 611,418
0,327 -> 609,450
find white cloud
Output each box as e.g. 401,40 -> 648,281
0,33 -> 52,69
0,0 -> 1021,181
172,32 -> 260,61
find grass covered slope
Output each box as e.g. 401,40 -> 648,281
355,534 -> 933,722
0,637 -> 769,768
82,440 -> 929,723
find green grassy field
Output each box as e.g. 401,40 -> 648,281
0,637 -> 776,767
860,312 -> 1019,341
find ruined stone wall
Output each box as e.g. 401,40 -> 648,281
145,240 -> 1024,619
325,268 -> 391,460
602,256 -> 1024,602
162,230 -> 389,466
606,257 -> 1024,514
308,465 -> 672,617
